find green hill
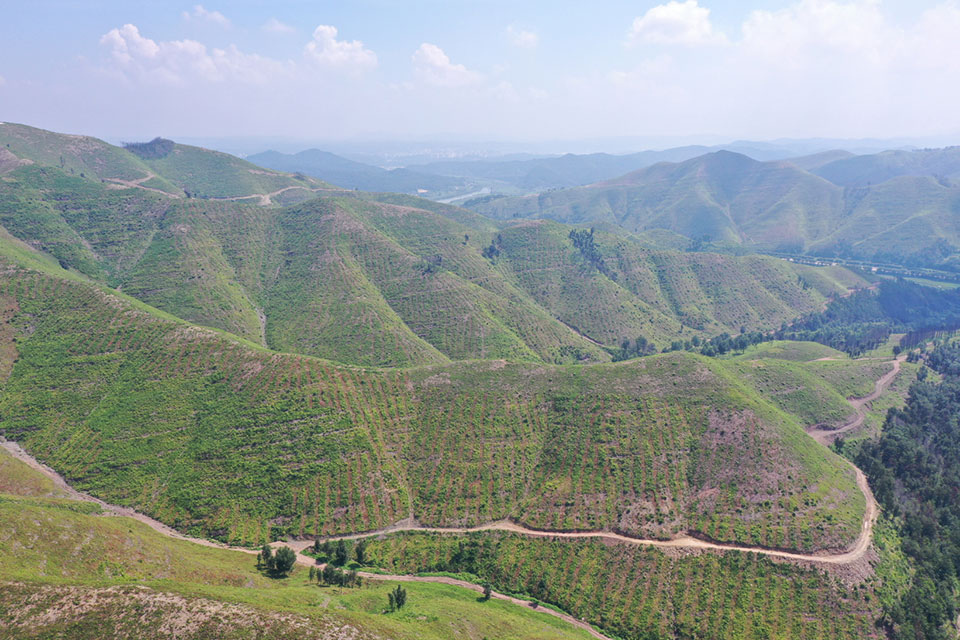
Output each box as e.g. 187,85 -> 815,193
468,150 -> 960,267
0,123 -> 917,640
813,146 -> 960,186
140,142 -> 328,199
248,148 -> 465,196
0,122 -> 331,202
0,248 -> 869,554
0,157 -> 864,365
0,122 -> 180,194
0,448 -> 601,640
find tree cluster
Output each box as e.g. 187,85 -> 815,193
258,544 -> 297,576
123,137 -> 175,159
855,340 -> 960,638
568,228 -> 612,278
481,234 -> 503,261
308,564 -> 361,587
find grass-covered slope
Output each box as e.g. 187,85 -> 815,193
248,148 -> 464,195
0,450 -> 599,640
0,255 -> 868,554
813,146 -> 960,187
0,122 -> 179,194
0,122 -> 330,201
141,142 -> 328,199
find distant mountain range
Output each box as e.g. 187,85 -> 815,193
247,148 -> 465,195
466,148 -> 960,269
246,141 -> 852,196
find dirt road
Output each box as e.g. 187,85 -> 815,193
808,355 -> 904,445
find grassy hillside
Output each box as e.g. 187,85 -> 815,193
0,258 -> 863,549
0,254 -> 872,553
0,449 -> 599,640
468,151 -> 960,266
142,142 -> 328,199
0,122 -> 180,194
0,159 -> 861,366
0,122 -> 330,202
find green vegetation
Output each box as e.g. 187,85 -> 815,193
468,150 -> 960,270
0,122 -> 940,639
0,122 -> 179,193
0,255 -> 870,552
141,142 -> 326,198
0,152 -> 862,365
778,279 -> 960,355
855,340 -> 960,638
0,450 -> 599,640
363,531 -> 883,640
387,584 -> 408,611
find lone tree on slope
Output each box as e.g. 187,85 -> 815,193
272,546 -> 297,576
388,584 -> 408,611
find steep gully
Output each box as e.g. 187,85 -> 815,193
0,356 -> 903,639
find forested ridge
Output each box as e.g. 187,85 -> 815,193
856,340 -> 960,638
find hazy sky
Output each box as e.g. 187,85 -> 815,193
2,0 -> 960,144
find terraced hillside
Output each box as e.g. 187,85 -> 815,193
0,156 -> 865,365
468,150 -> 960,265
0,246 -> 872,555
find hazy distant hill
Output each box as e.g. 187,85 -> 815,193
410,142 -> 842,192
248,148 -> 465,195
813,146 -> 960,186
469,150 -> 960,267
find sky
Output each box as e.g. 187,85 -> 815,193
2,0 -> 960,147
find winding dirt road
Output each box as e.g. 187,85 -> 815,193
808,355 -> 904,445
0,355 -> 903,640
104,172 -> 336,206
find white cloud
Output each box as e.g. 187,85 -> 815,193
506,25 -> 539,49
182,5 -> 230,28
741,0 -> 888,66
304,25 -> 377,71
262,17 -> 296,35
412,43 -> 481,87
0,75 -> 6,87
629,0 -> 728,46
99,24 -> 291,85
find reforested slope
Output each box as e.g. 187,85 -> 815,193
0,161 -> 862,366
0,449 -> 598,640
0,258 -> 867,553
